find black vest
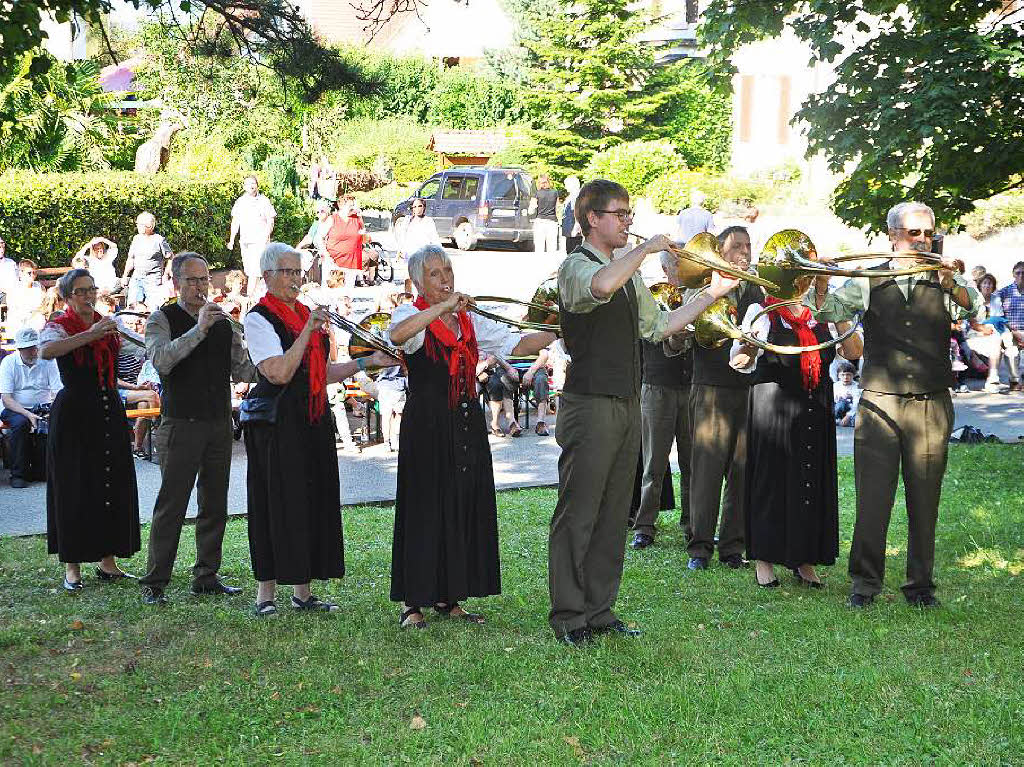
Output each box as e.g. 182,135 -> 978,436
642,340 -> 692,388
160,302 -> 233,420
559,248 -> 641,398
692,283 -> 763,388
861,273 -> 953,394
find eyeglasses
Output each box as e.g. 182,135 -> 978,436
71,286 -> 99,296
183,276 -> 210,286
897,228 -> 934,238
594,209 -> 634,222
270,268 -> 303,279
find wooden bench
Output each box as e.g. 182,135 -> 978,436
126,406 -> 160,460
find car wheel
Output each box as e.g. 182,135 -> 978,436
454,222 -> 477,251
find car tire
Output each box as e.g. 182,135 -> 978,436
454,221 -> 477,251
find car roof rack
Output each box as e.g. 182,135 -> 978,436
446,165 -> 526,171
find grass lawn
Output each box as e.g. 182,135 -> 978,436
1,445 -> 1022,765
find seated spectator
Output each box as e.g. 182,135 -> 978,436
833,361 -> 860,427
0,327 -> 62,487
116,312 -> 160,456
71,254 -> 89,270
76,237 -> 120,293
477,354 -> 522,437
996,261 -> 1024,391
6,260 -> 45,331
216,269 -> 249,319
970,264 -> 987,290
358,365 -> 407,452
967,273 -> 1018,392
38,286 -> 65,326
522,348 -> 552,436
95,291 -> 119,316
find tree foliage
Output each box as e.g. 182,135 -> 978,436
701,0 -> 1024,231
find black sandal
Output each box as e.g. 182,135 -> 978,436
400,606 -> 427,629
254,600 -> 278,617
291,594 -> 340,612
791,568 -> 824,589
434,602 -> 485,624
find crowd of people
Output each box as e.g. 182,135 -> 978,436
1,170 -> 1019,646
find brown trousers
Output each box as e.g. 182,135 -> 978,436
850,390 -> 954,598
139,416 -> 234,590
548,393 -> 639,636
634,383 -> 692,538
686,384 -> 747,560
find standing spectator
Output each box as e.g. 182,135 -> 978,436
561,176 -> 582,254
228,175 -> 277,297
396,199 -> 442,258
40,269 -> 140,590
121,212 -> 172,307
308,155 -> 334,200
833,361 -> 861,426
139,253 -> 255,606
674,189 -> 714,244
996,261 -> 1024,391
76,237 -> 119,293
323,195 -> 368,291
0,327 -> 62,487
532,175 -> 560,254
295,199 -> 334,283
0,235 -> 18,304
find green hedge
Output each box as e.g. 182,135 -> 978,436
585,140 -> 685,198
644,169 -> 776,215
960,193 -> 1024,239
0,171 -> 310,270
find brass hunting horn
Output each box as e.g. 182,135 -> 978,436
472,274 -> 561,332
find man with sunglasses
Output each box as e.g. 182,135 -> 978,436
810,201 -> 979,609
139,253 -> 256,606
549,179 -> 741,646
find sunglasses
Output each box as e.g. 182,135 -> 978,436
896,227 -> 934,238
594,209 -> 634,222
72,286 -> 99,296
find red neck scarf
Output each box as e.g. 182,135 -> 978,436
258,294 -> 328,423
413,295 -> 479,408
52,309 -> 120,389
764,296 -> 822,391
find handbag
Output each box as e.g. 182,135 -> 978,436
239,395 -> 280,425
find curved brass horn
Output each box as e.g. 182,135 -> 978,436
691,293 -> 862,355
758,229 -> 944,300
471,275 -> 561,332
649,281 -> 684,310
668,232 -> 781,294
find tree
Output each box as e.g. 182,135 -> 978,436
0,50 -> 121,172
517,0 -> 667,178
701,0 -> 1024,231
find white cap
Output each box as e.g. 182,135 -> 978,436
13,327 -> 39,349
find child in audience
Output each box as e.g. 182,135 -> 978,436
834,361 -> 860,427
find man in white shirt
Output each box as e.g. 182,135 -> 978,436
228,176 -> 277,296
0,235 -> 19,309
674,190 -> 714,245
0,327 -> 63,487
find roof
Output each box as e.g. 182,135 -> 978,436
305,0 -> 411,47
427,130 -> 511,155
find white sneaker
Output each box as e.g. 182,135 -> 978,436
957,384 -> 969,393
984,382 -> 1010,393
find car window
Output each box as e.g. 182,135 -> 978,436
487,173 -> 519,201
462,176 -> 480,200
418,178 -> 442,199
442,176 -> 470,200
516,175 -> 533,199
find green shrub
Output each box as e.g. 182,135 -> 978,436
353,183 -> 417,212
960,193 -> 1024,239
643,169 -> 776,214
584,140 -> 685,198
0,171 -> 310,270
327,120 -> 437,184
263,152 -> 301,198
427,68 -> 526,129
165,131 -> 245,177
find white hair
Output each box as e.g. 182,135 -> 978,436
658,249 -> 677,271
564,176 -> 581,195
407,245 -> 450,288
260,241 -> 301,273
886,201 -> 934,231
136,211 -> 156,228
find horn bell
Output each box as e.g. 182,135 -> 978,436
671,233 -> 780,293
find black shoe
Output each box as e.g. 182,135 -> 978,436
95,566 -> 137,581
291,594 -> 339,612
400,606 -> 427,629
557,627 -> 594,647
626,517 -> 636,530
62,577 -> 83,592
9,477 -> 28,488
847,593 -> 875,608
141,586 -> 168,606
907,593 -> 941,608
254,600 -> 278,617
592,620 -> 642,637
687,557 -> 709,571
720,554 -> 749,569
630,533 -> 654,550
791,568 -> 824,589
191,579 -> 243,596
756,575 -> 780,588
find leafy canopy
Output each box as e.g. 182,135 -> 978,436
701,0 -> 1024,230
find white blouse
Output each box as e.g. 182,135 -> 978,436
390,302 -> 522,359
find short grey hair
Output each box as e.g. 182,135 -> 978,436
260,242 -> 301,273
886,202 -> 934,231
136,211 -> 156,228
407,245 -> 450,288
57,268 -> 91,300
170,252 -> 209,283
658,249 -> 678,271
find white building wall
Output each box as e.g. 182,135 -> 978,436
40,12 -> 87,61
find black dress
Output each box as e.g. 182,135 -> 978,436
390,332 -> 501,607
46,343 -> 140,563
744,313 -> 839,567
243,306 -> 343,585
